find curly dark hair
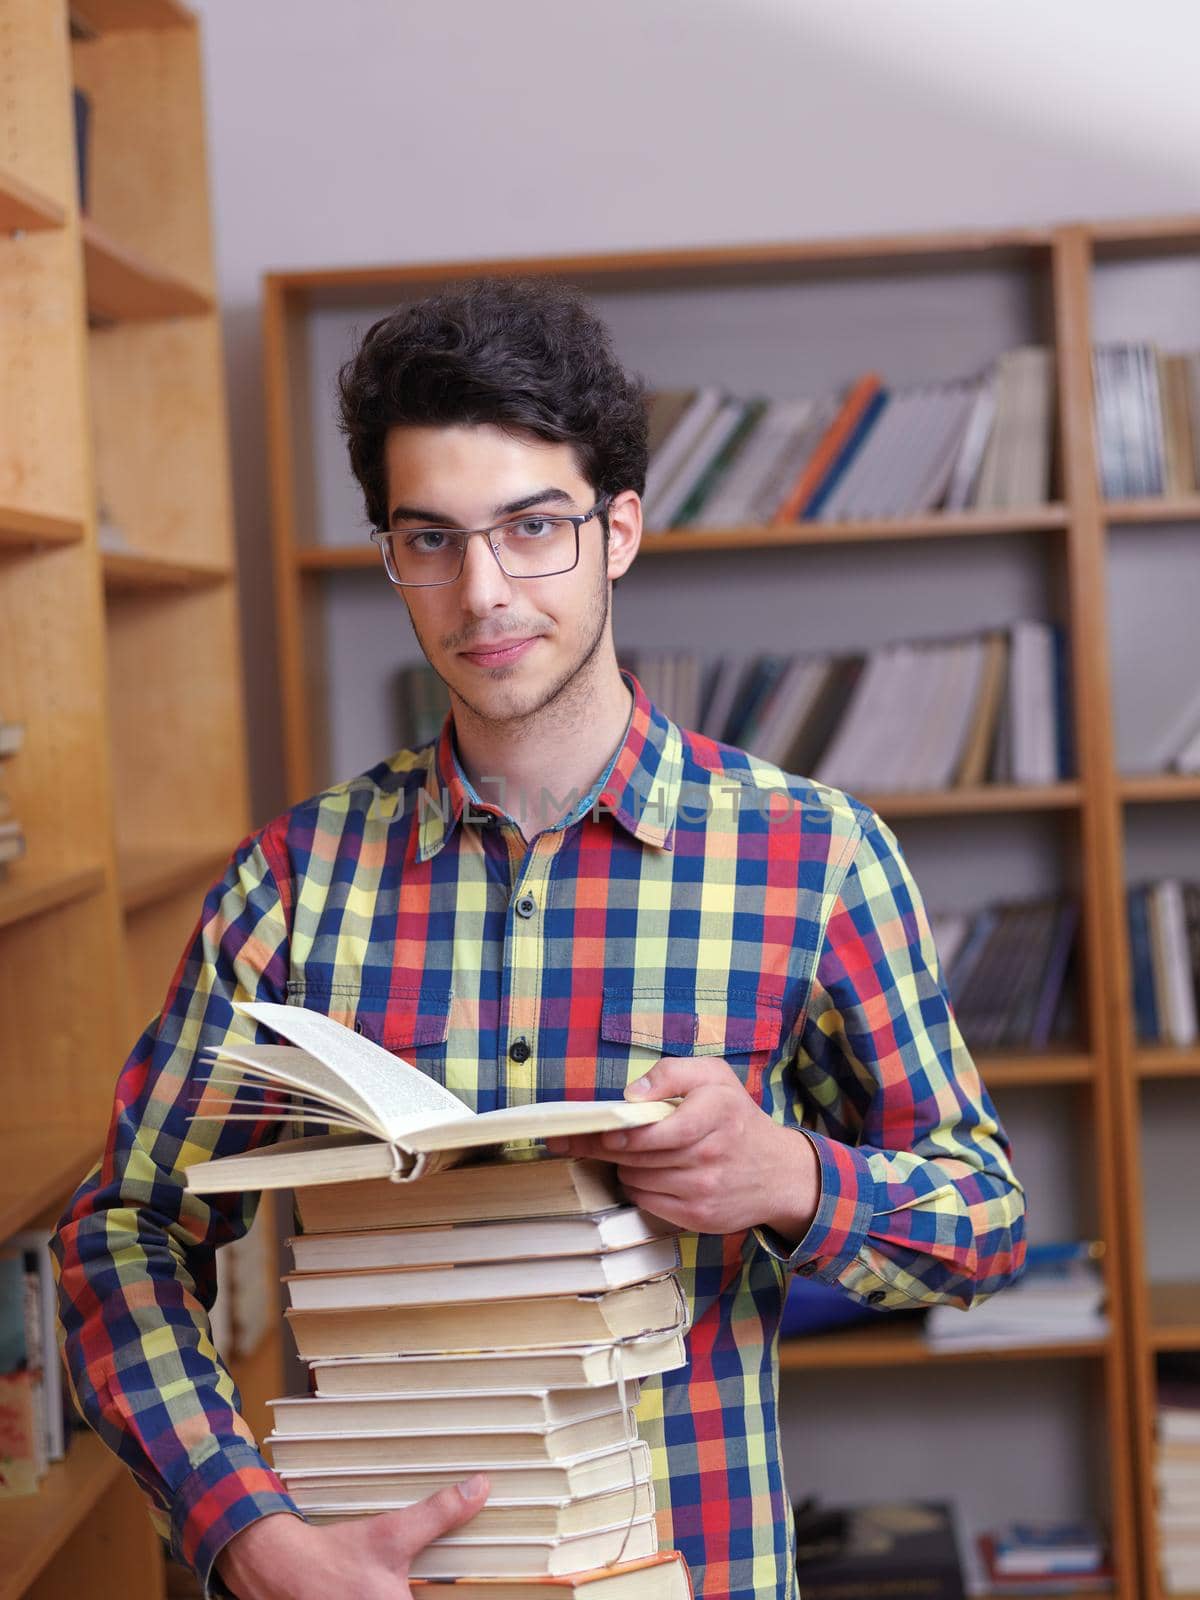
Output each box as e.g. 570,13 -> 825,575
336,276 -> 649,534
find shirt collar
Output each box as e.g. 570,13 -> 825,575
415,668 -> 683,862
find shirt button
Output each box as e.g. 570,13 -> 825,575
866,1289 -> 887,1305
509,1038 -> 532,1063
515,894 -> 536,918
796,1261 -> 819,1277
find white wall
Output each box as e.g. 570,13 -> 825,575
187,0 -> 1200,820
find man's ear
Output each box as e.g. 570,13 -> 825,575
605,489 -> 642,581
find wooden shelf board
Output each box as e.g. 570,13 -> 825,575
0,507 -> 86,552
1120,774 -> 1200,805
1148,1282 -> 1200,1350
295,508 -> 1070,573
0,168 -> 66,234
0,863 -> 107,932
864,782 -> 1083,819
779,1317 -> 1108,1370
1135,1045 -> 1200,1078
975,1051 -> 1095,1087
0,1430 -> 124,1600
83,217 -> 212,323
1105,496 -> 1200,526
103,548 -> 231,592
119,847 -> 229,913
0,1126 -> 100,1244
70,0 -> 194,33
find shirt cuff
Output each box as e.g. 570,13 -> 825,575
753,1127 -> 876,1280
170,1438 -> 303,1597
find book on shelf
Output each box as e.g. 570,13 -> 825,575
922,1240 -> 1107,1351
1090,341 -> 1200,502
621,620 -> 1070,797
793,1498 -> 967,1600
1154,1358 -> 1200,1596
1127,880 -> 1200,1047
183,1000 -> 675,1194
637,349 -> 1056,534
0,1249 -> 46,1498
976,1529 -> 1113,1594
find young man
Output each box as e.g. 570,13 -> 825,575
54,277 -> 1026,1600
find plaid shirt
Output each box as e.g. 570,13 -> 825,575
54,669 -> 1026,1599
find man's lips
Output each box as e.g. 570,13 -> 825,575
458,636 -> 540,666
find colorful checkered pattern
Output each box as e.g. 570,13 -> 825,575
54,669 -> 1025,1598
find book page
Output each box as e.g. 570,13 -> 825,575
235,1000 -> 469,1139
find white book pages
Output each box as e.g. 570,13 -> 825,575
927,637 -> 990,790
649,398 -> 746,529
1009,621 -> 1057,785
881,389 -> 956,519
944,378 -> 997,511
812,647 -> 895,791
641,387 -> 724,517
909,385 -> 980,513
692,399 -> 813,528
816,391 -> 903,523
1153,880 -> 1199,1046
898,640 -> 964,792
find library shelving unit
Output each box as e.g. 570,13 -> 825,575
259,220 -> 1200,1599
1,2 -> 281,1596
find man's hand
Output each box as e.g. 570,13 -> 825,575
215,1475 -> 490,1599
547,1058 -> 822,1242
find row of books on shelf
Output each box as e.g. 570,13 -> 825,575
933,897 -> 1079,1053
0,717 -> 25,878
625,621 -> 1071,793
1092,344 -> 1200,500
640,348 -> 1054,528
0,1231 -> 77,1499
793,1499 -> 1112,1600
1155,1355 -> 1200,1595
1128,880 -> 1200,1047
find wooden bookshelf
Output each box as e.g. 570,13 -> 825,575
262,224 -> 1167,1599
1147,1283 -> 1200,1351
0,2 -> 278,1594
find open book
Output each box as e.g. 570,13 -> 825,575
184,1001 -> 674,1194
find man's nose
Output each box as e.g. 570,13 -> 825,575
456,532 -> 515,614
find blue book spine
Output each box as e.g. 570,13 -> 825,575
1052,623 -> 1075,779
1127,886 -> 1159,1042
801,391 -> 889,520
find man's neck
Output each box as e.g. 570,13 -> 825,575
450,663 -> 634,840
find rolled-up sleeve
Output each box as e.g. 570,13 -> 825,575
756,809 -> 1027,1310
52,817 -> 302,1593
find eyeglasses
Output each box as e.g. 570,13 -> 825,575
371,497 -> 610,589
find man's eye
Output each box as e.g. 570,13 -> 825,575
514,516 -> 553,538
408,529 -> 449,552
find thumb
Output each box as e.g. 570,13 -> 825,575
388,1475 -> 490,1557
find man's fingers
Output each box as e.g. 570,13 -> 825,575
381,1475 -> 489,1558
624,1056 -> 742,1103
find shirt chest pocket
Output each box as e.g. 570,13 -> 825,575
284,978 -> 453,1084
596,985 -> 784,1100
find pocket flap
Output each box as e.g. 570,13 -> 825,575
600,985 -> 782,1057
285,978 -> 451,1050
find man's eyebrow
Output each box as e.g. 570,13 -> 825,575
388,488 -> 577,529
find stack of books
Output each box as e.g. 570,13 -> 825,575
620,619 -> 1073,792
1092,343 -> 1200,500
0,1233 -> 72,1499
1127,880 -> 1200,1047
640,349 -> 1056,531
976,1520 -> 1112,1594
923,1242 -> 1108,1353
1154,1357 -> 1200,1595
185,1001 -> 694,1597
0,716 -> 25,877
931,897 -> 1080,1054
